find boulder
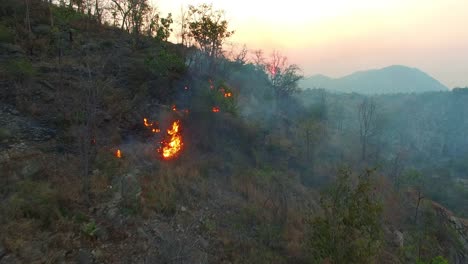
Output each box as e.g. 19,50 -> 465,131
77,249 -> 94,264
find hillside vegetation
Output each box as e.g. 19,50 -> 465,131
0,1 -> 466,263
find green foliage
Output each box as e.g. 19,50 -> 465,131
305,168 -> 383,264
0,24 -> 14,43
399,169 -> 423,188
416,256 -> 449,264
2,58 -> 36,79
5,180 -> 61,227
0,127 -> 12,141
191,79 -> 237,115
81,220 -> 99,238
187,4 -> 234,58
155,13 -> 173,42
270,64 -> 302,96
200,218 -> 216,234
51,5 -> 87,27
145,48 -> 186,77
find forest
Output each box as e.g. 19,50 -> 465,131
0,1 -> 466,263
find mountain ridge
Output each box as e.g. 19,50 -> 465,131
299,65 -> 449,94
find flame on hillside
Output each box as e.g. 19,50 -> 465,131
212,106 -> 220,113
159,120 -> 183,160
143,117 -> 160,133
143,118 -> 153,127
116,149 -> 122,158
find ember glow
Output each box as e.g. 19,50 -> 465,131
143,117 -> 160,133
212,106 -> 220,113
116,149 -> 122,158
224,92 -> 232,98
143,118 -> 153,127
172,105 -> 177,111
159,120 -> 183,159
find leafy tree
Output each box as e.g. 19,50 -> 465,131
110,0 -> 150,34
266,51 -> 302,97
305,168 -> 383,264
155,13 -> 173,42
250,49 -> 302,97
187,3 -> 234,60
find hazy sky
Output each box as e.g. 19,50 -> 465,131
155,0 -> 468,88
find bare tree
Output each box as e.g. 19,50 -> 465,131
176,5 -> 190,46
75,63 -> 100,202
358,97 -> 377,161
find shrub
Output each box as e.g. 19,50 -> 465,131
145,48 -> 186,78
0,24 -> 14,43
5,180 -> 61,227
3,58 -> 36,79
81,220 -> 99,239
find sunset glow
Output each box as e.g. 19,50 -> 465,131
157,0 -> 468,88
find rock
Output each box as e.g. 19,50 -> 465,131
32,24 -> 51,35
106,206 -> 119,219
95,226 -> 109,241
120,171 -> 141,205
77,249 -> 94,264
181,206 -> 187,212
0,254 -> 19,264
393,230 -> 404,248
0,245 -> 6,260
20,159 -> 43,179
137,227 -> 148,239
0,43 -> 24,57
199,237 -> 209,249
92,249 -> 104,260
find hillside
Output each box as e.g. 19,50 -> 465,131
299,65 -> 449,94
0,1 -> 466,264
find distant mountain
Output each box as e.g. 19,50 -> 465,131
299,65 -> 449,94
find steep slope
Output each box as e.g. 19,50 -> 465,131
300,65 -> 449,94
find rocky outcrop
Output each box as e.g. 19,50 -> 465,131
0,104 -> 55,148
431,201 -> 468,263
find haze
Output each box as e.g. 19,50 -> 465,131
157,0 -> 468,88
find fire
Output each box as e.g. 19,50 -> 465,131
143,118 -> 153,127
212,106 -> 220,113
116,149 -> 122,158
172,105 -> 177,111
159,120 -> 183,159
224,92 -> 232,98
144,117 -> 160,133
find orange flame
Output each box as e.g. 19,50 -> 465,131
144,117 -> 161,133
144,118 -> 153,127
224,92 -> 232,98
116,149 -> 122,158
212,106 -> 220,113
172,105 -> 177,111
160,120 -> 183,159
